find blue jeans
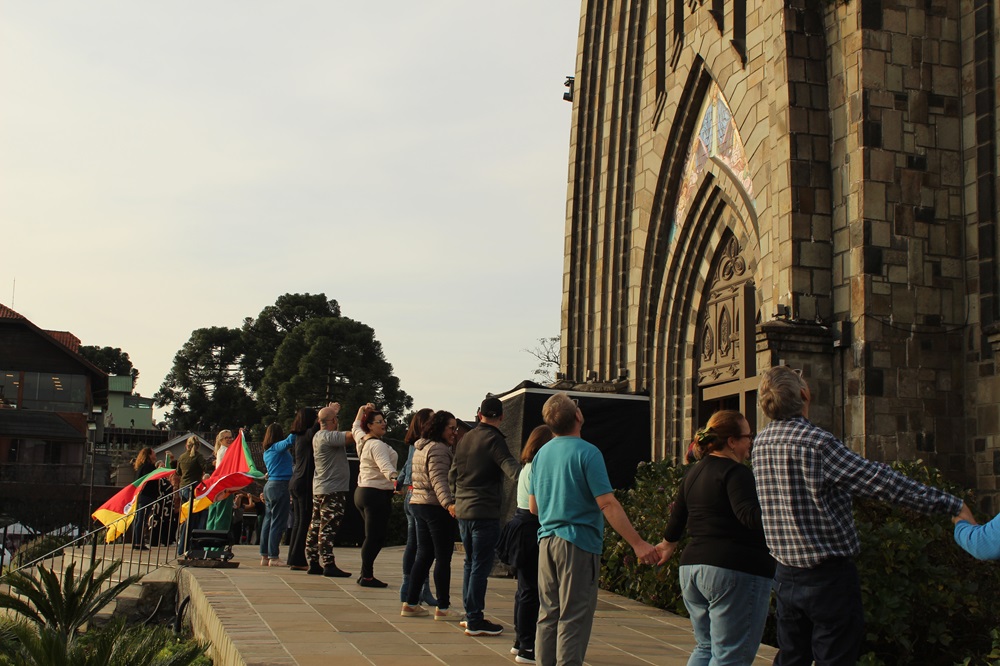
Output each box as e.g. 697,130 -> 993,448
680,564 -> 773,666
401,492 -> 418,598
458,518 -> 500,622
773,558 -> 864,666
260,480 -> 290,559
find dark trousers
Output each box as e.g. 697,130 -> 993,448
773,557 -> 864,666
354,486 -> 393,578
458,517 -> 501,622
407,503 -> 456,608
287,484 -> 312,567
513,509 -> 540,651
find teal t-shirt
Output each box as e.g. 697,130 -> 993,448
528,436 -> 613,555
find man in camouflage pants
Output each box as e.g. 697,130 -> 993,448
306,402 -> 355,577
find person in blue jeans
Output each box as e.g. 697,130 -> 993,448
259,423 -> 295,566
656,410 -> 775,666
399,408 -> 437,606
448,396 -> 519,636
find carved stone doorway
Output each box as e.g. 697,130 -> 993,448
696,234 -> 758,432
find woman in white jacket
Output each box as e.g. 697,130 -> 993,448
400,410 -> 460,620
352,403 -> 398,588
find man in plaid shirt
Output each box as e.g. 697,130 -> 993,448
753,365 -> 974,665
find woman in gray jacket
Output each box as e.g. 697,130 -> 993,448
400,410 -> 460,621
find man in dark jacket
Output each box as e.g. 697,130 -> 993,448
449,396 -> 520,636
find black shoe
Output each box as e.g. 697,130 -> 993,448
324,564 -> 352,578
307,561 -> 323,575
464,619 -> 503,636
515,648 -> 536,664
357,576 -> 388,588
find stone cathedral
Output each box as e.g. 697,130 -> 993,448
558,0 -> 1000,509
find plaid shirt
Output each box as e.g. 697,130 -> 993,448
753,416 -> 962,568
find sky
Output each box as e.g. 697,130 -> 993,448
0,2 -> 581,421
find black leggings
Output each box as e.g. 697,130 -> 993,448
354,486 -> 393,578
407,503 -> 456,608
288,484 -> 312,567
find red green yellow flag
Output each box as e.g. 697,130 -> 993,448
92,467 -> 176,542
179,429 -> 264,522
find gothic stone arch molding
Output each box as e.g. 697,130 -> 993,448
642,79 -> 760,460
649,182 -> 758,460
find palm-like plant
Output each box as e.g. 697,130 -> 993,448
0,559 -> 138,645
0,559 -> 207,666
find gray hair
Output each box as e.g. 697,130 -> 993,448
759,366 -> 808,420
542,392 -> 578,435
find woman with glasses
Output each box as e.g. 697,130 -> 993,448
401,410 -> 461,620
352,403 -> 399,587
655,410 -> 774,666
206,429 -> 237,554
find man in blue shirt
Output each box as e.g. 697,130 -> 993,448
529,392 -> 658,666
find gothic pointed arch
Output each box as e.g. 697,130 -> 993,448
640,71 -> 761,460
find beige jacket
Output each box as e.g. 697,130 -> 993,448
409,438 -> 454,508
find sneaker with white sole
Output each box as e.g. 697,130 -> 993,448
433,608 -> 461,622
510,646 -> 520,655
400,604 -> 429,617
464,619 -> 503,636
514,648 -> 536,664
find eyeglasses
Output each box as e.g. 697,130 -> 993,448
446,425 -> 459,431
372,419 -> 387,426
736,432 -> 755,442
318,418 -> 337,424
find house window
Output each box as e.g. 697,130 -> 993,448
21,373 -> 87,412
123,395 -> 153,410
0,370 -> 20,407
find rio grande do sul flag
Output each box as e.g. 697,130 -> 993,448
92,467 -> 176,542
179,429 -> 264,523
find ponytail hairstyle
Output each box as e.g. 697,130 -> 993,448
690,410 -> 745,460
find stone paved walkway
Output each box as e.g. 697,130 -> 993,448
179,544 -> 777,666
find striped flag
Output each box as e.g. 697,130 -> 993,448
179,429 -> 265,522
92,467 -> 177,541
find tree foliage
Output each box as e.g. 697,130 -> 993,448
78,347 -> 138,388
156,293 -> 409,432
240,294 -> 341,393
260,316 -> 412,428
153,327 -> 257,431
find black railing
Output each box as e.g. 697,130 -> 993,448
0,483 -> 204,586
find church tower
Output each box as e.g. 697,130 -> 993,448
561,0 -> 1000,509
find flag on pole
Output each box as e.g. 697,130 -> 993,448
179,429 -> 264,523
92,467 -> 177,542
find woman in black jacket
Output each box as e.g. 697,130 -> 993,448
131,447 -> 159,550
287,407 -> 319,570
656,410 -> 775,666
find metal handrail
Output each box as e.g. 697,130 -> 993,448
0,483 -> 196,585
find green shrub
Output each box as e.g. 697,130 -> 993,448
602,458 -> 1000,666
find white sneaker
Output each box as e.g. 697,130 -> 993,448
401,604 -> 429,617
434,608 -> 461,622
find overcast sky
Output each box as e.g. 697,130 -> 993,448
1,2 -> 580,421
